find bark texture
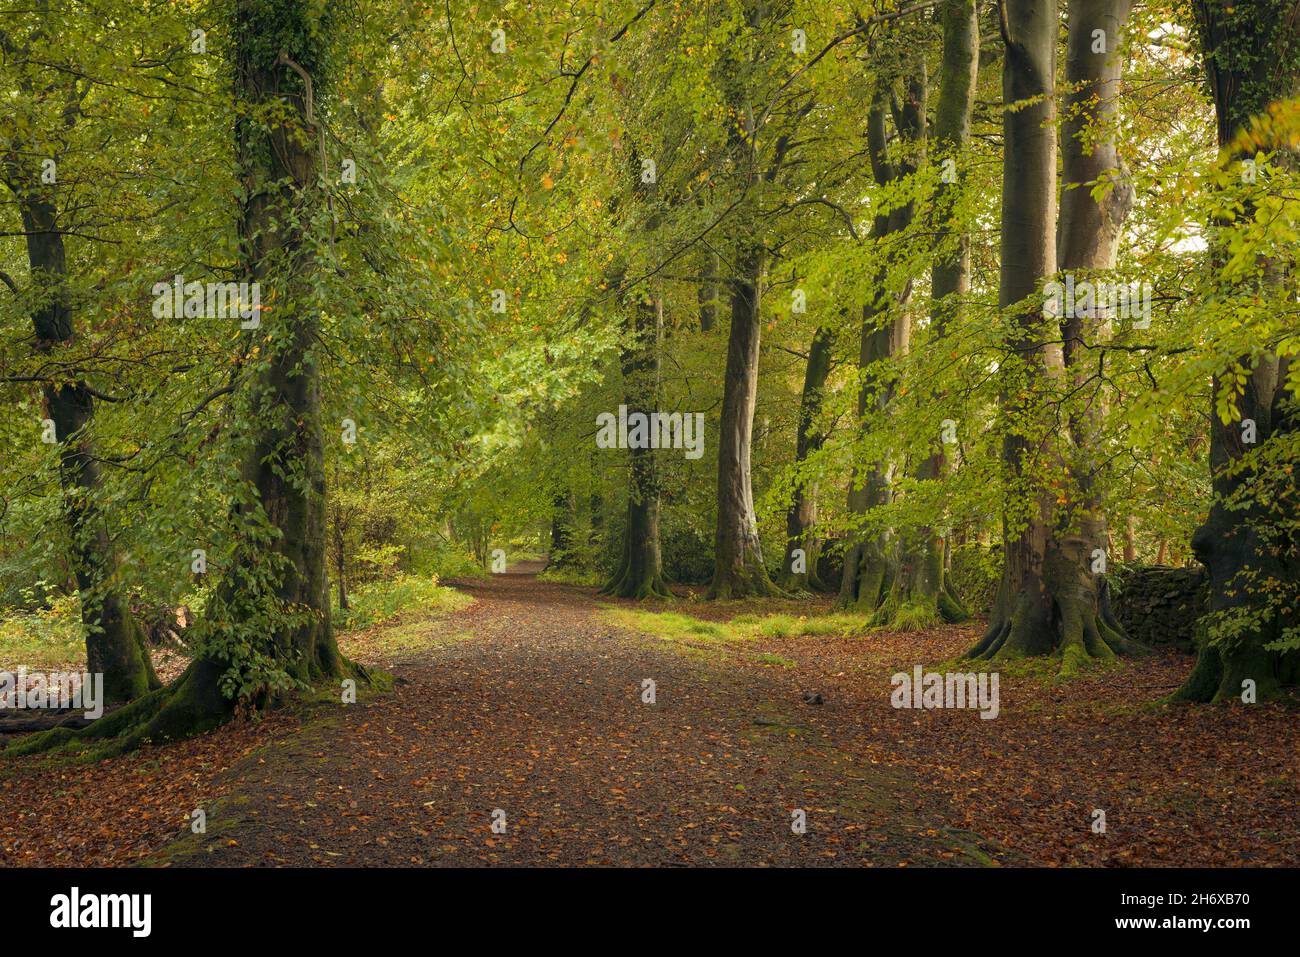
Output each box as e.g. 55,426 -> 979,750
840,65 -> 924,614
707,3 -> 795,599
1175,0 -> 1300,701
603,296 -> 671,599
16,0 -> 355,753
894,0 -> 980,624
971,0 -> 1066,661
779,326 -> 833,591
974,0 -> 1146,670
0,24 -> 159,704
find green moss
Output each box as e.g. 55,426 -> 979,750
604,606 -> 887,648
931,650 -> 1123,687
738,611 -> 875,639
133,792 -> 256,867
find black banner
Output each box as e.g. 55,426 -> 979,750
2,866 -> 1286,943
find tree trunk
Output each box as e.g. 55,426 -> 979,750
706,1 -> 795,600
970,0 -> 1063,661
698,248 -> 720,332
18,0 -> 356,752
333,514 -> 349,611
11,155 -> 159,705
1054,0 -> 1143,666
779,326 -> 833,591
1175,0 -> 1300,701
709,242 -> 780,598
602,296 -> 671,598
892,0 -> 979,624
549,491 -> 576,567
840,67 -> 924,615
218,0 -> 345,690
973,0 -> 1147,670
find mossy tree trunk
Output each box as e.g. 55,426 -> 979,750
220,0 -> 347,690
779,325 -> 833,591
710,238 -> 782,599
970,0 -> 1065,662
840,67 -> 923,614
890,0 -> 979,625
1052,0 -> 1143,665
18,0 -> 356,752
973,0 -> 1147,670
1174,0 -> 1300,701
603,296 -> 671,599
0,21 -> 159,704
707,5 -> 792,600
839,305 -> 902,613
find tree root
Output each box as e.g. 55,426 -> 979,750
938,584 -> 970,623
706,565 -> 788,600
1169,634 -> 1300,703
3,653 -> 379,759
599,552 -> 674,599
969,586 -> 1149,677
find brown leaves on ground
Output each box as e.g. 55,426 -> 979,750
0,571 -> 1295,867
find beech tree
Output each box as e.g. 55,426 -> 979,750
1174,0 -> 1300,700
0,5 -> 163,703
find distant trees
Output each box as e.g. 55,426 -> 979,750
2,0 -> 1298,757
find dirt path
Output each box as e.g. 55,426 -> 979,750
7,568 -> 1294,867
158,571 -> 975,867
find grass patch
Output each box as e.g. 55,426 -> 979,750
605,607 -> 885,647
346,621 -> 475,660
334,574 -> 472,633
882,599 -> 941,633
732,611 -> 875,639
929,651 -> 1124,686
537,566 -> 605,587
424,551 -> 489,581
0,593 -> 85,671
601,607 -> 742,644
602,605 -> 894,668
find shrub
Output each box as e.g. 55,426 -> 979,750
334,574 -> 471,632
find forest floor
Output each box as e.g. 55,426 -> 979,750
1,564 -> 1297,867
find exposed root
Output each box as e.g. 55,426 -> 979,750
4,653 -> 379,759
705,541 -> 787,599
706,570 -> 788,601
600,563 -> 674,600
969,616 -> 1010,659
1170,631 -> 1300,703
939,581 -> 971,623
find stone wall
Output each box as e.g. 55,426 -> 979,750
1109,564 -> 1207,652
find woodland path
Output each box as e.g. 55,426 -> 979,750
6,567 -> 1295,868
159,566 -> 976,867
